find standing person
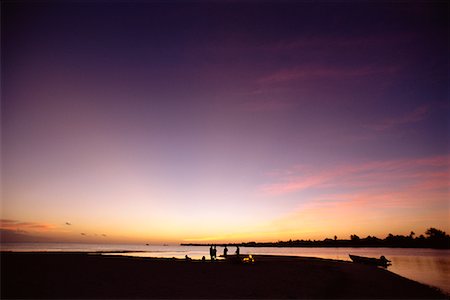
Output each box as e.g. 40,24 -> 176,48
209,245 -> 214,260
235,246 -> 240,256
213,245 -> 217,259
223,246 -> 228,257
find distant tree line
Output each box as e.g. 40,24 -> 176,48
181,228 -> 450,249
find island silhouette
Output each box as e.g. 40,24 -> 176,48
181,228 -> 450,249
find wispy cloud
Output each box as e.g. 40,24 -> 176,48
265,33 -> 416,52
263,155 -> 449,237
269,185 -> 449,239
257,65 -> 399,85
261,155 -> 449,196
244,63 -> 400,113
0,219 -> 57,232
200,32 -> 415,59
241,98 -> 297,112
369,105 -> 430,131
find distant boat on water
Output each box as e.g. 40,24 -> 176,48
349,254 -> 391,267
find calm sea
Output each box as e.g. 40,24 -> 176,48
1,243 -> 449,294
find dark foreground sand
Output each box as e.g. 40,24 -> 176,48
1,252 -> 447,299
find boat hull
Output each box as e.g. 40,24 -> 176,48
349,254 -> 391,267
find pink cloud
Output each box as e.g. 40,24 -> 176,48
269,175 -> 449,238
0,219 -> 57,232
257,64 -> 399,84
241,98 -> 298,112
369,105 -> 430,131
266,33 -> 416,52
261,154 -> 449,196
313,181 -> 448,209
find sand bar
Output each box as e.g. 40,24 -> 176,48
1,252 -> 447,299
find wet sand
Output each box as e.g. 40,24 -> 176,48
1,252 -> 447,299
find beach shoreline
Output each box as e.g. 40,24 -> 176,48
1,252 -> 447,299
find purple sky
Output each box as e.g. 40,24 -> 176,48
2,1 -> 448,243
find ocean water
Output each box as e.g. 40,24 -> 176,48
1,243 -> 449,294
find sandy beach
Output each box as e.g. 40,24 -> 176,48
1,252 -> 447,299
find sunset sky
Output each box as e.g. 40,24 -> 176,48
2,1 -> 449,244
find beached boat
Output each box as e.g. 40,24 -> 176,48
222,254 -> 255,264
349,254 -> 391,267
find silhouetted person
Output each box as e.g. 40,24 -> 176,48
209,245 -> 214,260
380,256 -> 390,264
213,245 -> 217,259
223,246 -> 228,257
236,246 -> 240,256
185,255 -> 192,261
202,256 -> 206,262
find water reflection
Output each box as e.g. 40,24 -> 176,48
388,256 -> 447,293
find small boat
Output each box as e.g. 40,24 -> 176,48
349,254 -> 391,267
223,254 -> 255,264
